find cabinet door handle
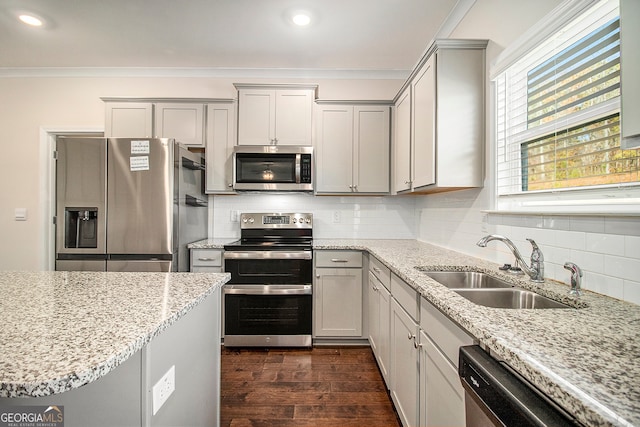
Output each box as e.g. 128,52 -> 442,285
373,267 -> 381,273
407,333 -> 415,340
330,259 -> 349,263
414,341 -> 421,349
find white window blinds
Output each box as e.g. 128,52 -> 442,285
495,0 -> 639,196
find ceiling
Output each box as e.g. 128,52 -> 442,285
0,0 -> 465,77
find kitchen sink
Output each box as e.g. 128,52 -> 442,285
454,288 -> 571,309
421,270 -> 514,289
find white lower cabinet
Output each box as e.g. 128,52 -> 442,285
390,297 -> 419,427
368,270 -> 391,385
189,249 -> 223,273
419,330 -> 466,427
419,298 -> 474,427
314,251 -> 363,338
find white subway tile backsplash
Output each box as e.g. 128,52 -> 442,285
570,216 -> 605,233
623,279 -> 640,305
604,217 -> 640,236
585,233 -> 625,257
568,249 -> 605,275
556,230 -> 586,250
211,194 -> 416,240
543,215 -> 571,230
625,236 -> 640,259
603,254 -> 640,281
584,272 -> 624,300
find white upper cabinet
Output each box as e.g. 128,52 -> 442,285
621,0 -> 640,148
235,84 -> 316,146
104,102 -> 153,138
154,103 -> 205,147
393,89 -> 411,193
103,99 -> 206,147
316,102 -> 390,194
411,55 -> 436,189
205,101 -> 236,194
393,40 -> 487,194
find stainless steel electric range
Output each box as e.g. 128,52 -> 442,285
223,212 -> 313,347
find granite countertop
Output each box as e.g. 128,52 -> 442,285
311,239 -> 640,427
0,271 -> 229,398
187,238 -> 235,249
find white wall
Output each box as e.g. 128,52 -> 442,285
0,76 -> 401,271
415,0 -> 640,304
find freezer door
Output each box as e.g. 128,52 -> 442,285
107,260 -> 173,272
107,138 -> 174,255
56,259 -> 107,271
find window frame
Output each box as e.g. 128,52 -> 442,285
490,0 -> 640,214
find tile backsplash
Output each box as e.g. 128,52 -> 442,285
209,193 -> 416,240
209,193 -> 639,305
417,201 -> 640,305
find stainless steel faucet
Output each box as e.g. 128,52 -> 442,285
563,262 -> 583,297
476,234 -> 545,283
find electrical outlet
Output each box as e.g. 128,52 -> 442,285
332,211 -> 341,223
152,365 -> 175,415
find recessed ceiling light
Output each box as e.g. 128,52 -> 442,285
292,13 -> 311,26
19,14 -> 43,27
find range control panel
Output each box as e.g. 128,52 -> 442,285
240,213 -> 313,229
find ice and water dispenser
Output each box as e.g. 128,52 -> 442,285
64,208 -> 98,248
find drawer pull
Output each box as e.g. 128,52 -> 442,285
373,267 -> 381,273
330,259 -> 349,263
198,257 -> 218,261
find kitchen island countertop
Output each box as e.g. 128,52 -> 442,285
0,271 -> 229,398
310,239 -> 639,427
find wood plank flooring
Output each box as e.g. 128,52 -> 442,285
220,346 -> 401,427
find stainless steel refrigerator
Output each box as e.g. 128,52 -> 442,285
55,137 -> 207,272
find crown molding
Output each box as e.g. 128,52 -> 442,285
0,67 -> 410,80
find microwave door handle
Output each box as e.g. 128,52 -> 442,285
295,153 -> 301,184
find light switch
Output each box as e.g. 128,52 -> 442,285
14,208 -> 27,221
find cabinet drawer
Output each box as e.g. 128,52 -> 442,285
421,298 -> 474,368
315,250 -> 362,268
191,266 -> 223,273
391,273 -> 419,321
191,249 -> 223,267
369,255 -> 390,290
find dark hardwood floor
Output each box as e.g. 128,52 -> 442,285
220,346 -> 401,427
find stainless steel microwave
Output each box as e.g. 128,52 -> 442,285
233,146 -> 313,191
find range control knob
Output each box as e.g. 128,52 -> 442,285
249,218 -> 255,224
305,217 -> 312,224
292,218 -> 298,223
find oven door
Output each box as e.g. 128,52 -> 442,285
223,284 -> 312,347
224,250 -> 312,285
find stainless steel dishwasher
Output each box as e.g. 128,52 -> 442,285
459,345 -> 582,427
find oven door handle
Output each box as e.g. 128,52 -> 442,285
223,251 -> 312,260
224,284 -> 312,295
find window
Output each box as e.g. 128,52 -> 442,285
495,0 -> 639,207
